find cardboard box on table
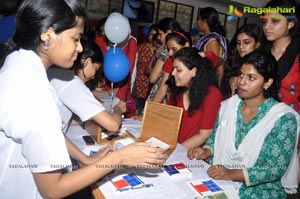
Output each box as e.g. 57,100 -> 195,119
84,101 -> 183,155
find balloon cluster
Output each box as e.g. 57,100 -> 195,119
103,13 -> 131,82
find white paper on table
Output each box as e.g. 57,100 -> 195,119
164,144 -> 240,198
221,185 -> 240,199
66,121 -> 240,199
145,137 -> 170,151
66,125 -> 91,151
93,92 -> 120,112
82,145 -> 103,156
98,168 -> 188,199
120,118 -> 142,137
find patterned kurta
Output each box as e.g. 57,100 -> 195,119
133,42 -> 155,98
205,98 -> 297,199
147,69 -> 163,102
147,45 -> 169,103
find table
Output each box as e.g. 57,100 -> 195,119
67,119 -> 240,199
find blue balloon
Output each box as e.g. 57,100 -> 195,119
142,26 -> 150,37
103,47 -> 130,82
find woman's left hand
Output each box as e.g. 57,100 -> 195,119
86,145 -> 113,164
207,165 -> 231,180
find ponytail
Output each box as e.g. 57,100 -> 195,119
0,42 -> 15,69
211,23 -> 226,37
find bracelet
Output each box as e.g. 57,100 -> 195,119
157,53 -> 168,62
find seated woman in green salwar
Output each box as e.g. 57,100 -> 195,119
188,50 -> 299,199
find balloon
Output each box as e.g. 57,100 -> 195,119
104,12 -> 131,44
142,26 -> 150,37
103,47 -> 130,82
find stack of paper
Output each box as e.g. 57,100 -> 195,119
146,137 -> 170,151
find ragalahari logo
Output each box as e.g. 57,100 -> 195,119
227,5 -> 295,21
227,5 -> 243,21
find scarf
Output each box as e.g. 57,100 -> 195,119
213,95 -> 300,193
263,36 -> 300,79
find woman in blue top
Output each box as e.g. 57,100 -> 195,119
195,7 -> 227,86
188,50 -> 299,199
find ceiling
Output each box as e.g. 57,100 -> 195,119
229,0 -> 270,8
212,0 -> 271,8
1,0 -> 299,10
230,0 -> 300,8
0,0 -> 17,9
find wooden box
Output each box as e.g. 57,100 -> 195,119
138,101 -> 183,155
84,101 -> 183,156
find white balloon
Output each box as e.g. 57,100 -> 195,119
104,12 -> 131,44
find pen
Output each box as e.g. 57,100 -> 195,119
117,184 -> 153,192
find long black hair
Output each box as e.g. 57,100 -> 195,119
263,0 -> 299,36
13,0 -> 86,51
166,47 -> 218,116
0,0 -> 86,70
230,24 -> 262,52
166,29 -> 192,47
261,0 -> 300,81
0,43 -> 10,68
73,40 -> 103,71
198,7 -> 226,37
157,18 -> 181,33
220,24 -> 263,98
73,39 -> 103,90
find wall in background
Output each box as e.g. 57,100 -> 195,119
0,0 -> 266,41
79,0 -> 262,40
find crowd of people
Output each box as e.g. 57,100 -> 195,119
0,0 -> 299,198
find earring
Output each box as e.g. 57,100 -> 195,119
44,40 -> 48,51
264,87 -> 268,91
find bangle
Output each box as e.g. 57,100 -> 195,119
157,53 -> 168,62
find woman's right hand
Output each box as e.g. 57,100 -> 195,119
187,147 -> 210,160
114,101 -> 127,114
117,142 -> 167,168
131,115 -> 143,121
